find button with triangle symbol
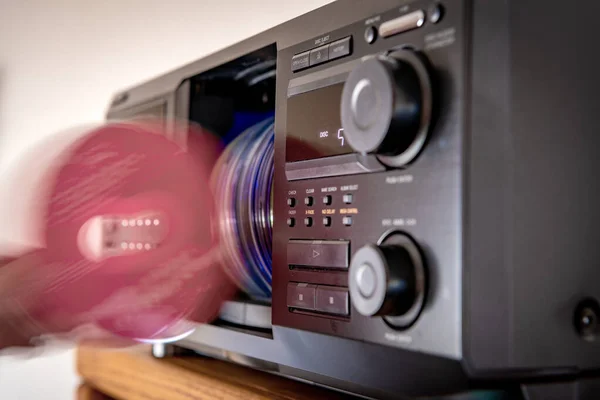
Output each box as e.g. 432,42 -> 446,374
310,45 -> 329,66
287,239 -> 350,269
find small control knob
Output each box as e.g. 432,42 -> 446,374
348,233 -> 426,328
340,49 -> 433,167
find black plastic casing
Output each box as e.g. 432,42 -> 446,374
107,1 -> 600,398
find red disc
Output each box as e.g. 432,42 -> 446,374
22,119 -> 236,343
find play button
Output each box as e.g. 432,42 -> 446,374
287,239 -> 349,269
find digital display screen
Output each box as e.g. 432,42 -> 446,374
285,83 -> 353,162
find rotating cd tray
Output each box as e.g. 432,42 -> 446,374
211,117 -> 275,301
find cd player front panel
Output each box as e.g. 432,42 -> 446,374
272,0 -> 466,361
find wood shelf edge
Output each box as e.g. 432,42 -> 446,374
76,345 -> 355,400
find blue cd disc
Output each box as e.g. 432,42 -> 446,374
211,117 -> 274,300
236,120 -> 273,298
212,126 -> 262,296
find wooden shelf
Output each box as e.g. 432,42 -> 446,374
77,384 -> 114,400
76,345 -> 356,400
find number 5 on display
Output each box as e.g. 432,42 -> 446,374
337,128 -> 345,146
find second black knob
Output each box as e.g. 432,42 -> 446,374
348,232 -> 426,329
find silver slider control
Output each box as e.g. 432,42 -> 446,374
379,10 -> 425,38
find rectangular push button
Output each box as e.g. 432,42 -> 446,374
379,10 -> 425,38
287,282 -> 316,310
328,36 -> 352,60
291,51 -> 310,72
309,45 -> 329,66
316,286 -> 349,316
287,239 -> 349,269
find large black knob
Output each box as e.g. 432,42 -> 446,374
340,49 -> 433,168
348,233 -> 426,328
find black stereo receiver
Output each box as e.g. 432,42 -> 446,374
107,1 -> 600,399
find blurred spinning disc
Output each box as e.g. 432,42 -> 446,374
3,119 -> 236,345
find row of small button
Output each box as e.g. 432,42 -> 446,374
286,216 -> 353,227
287,194 -> 353,207
287,282 -> 349,316
291,36 -> 352,73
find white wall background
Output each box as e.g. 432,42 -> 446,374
0,0 -> 333,398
